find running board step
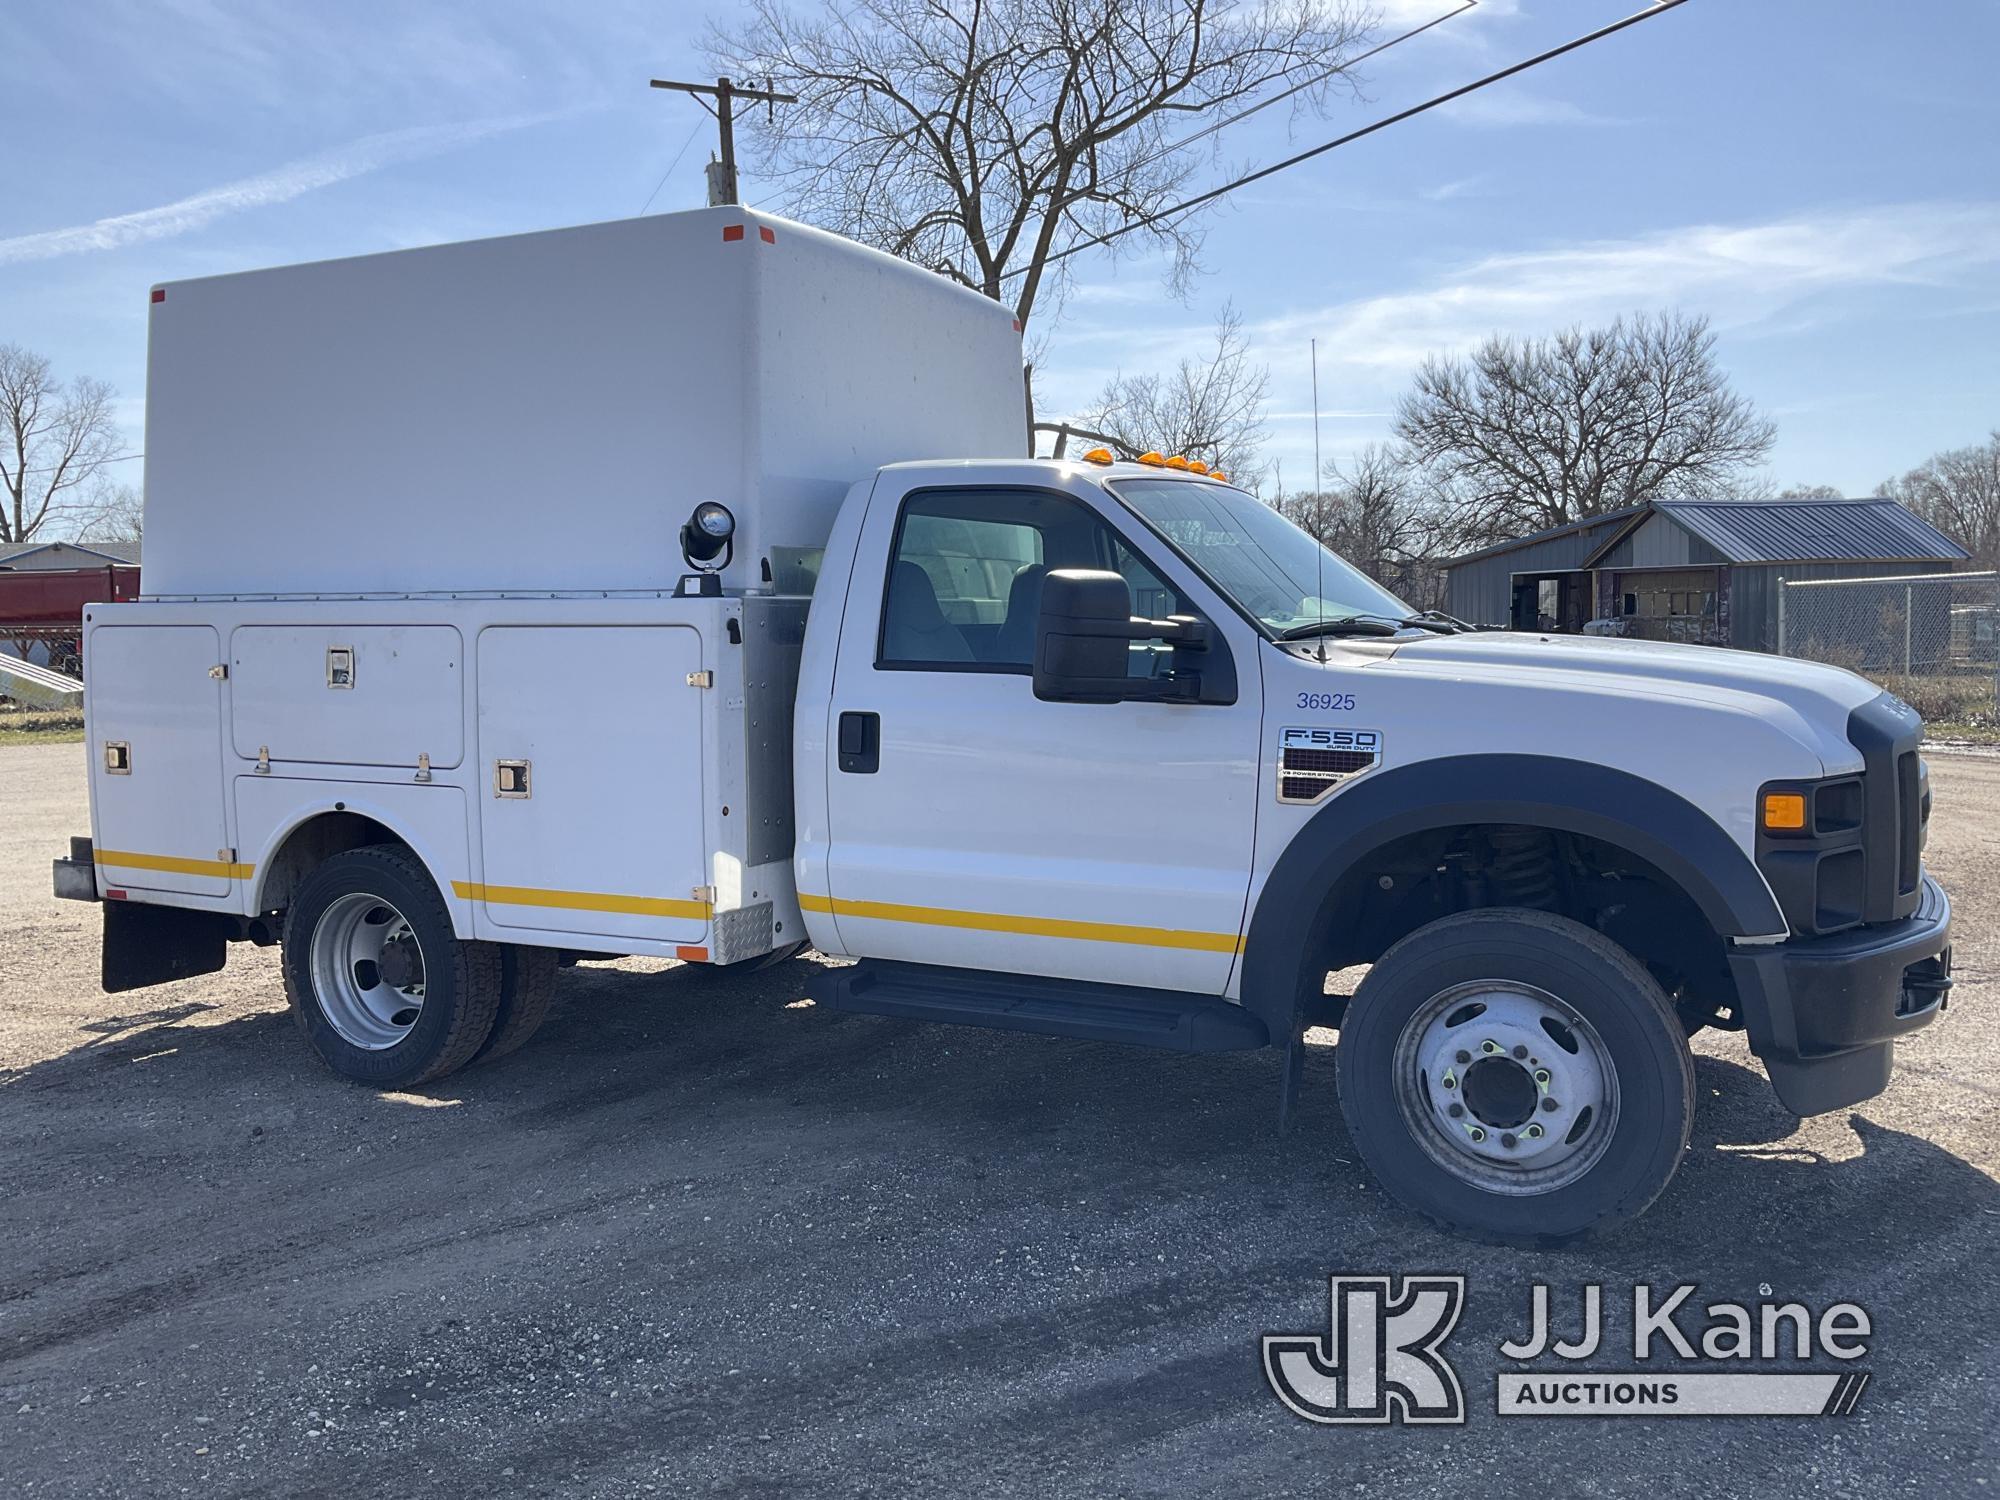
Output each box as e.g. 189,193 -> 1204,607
808,961 -> 1269,1054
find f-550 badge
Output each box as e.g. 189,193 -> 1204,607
1278,726 -> 1382,804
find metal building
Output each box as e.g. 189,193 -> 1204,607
1441,498 -> 1968,652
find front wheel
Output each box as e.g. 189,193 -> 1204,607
1335,907 -> 1695,1247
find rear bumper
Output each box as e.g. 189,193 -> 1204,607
1731,873 -> 1952,1115
53,837 -> 98,902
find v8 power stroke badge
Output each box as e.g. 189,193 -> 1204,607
1277,726 -> 1383,803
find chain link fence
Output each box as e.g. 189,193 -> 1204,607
1779,570 -> 1999,727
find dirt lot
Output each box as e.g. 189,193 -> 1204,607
2,740 -> 1996,1497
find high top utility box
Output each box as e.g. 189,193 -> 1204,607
140,207 -> 1024,596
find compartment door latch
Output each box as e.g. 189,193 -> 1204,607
494,759 -> 531,798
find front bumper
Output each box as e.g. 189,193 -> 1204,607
1730,873 -> 1952,1115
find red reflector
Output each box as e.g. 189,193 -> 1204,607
1012,319 -> 1022,332
105,889 -> 128,900
150,288 -> 166,304
675,945 -> 709,963
722,225 -> 745,242
758,226 -> 775,244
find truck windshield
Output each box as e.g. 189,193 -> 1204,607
1108,477 -> 1414,638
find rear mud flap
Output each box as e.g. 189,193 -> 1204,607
102,900 -> 233,994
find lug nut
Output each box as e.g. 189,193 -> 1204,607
1442,1071 -> 1457,1090
1541,1097 -> 1559,1113
1481,1040 -> 1501,1054
1525,1123 -> 1545,1140
1501,1133 -> 1517,1149
1534,1069 -> 1551,1086
1513,1044 -> 1528,1059
1455,1049 -> 1471,1065
1447,1103 -> 1464,1119
1468,1125 -> 1486,1143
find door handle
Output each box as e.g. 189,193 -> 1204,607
837,711 -> 880,774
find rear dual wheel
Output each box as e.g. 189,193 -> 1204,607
282,845 -> 556,1087
1335,907 -> 1695,1247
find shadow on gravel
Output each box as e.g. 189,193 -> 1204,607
4,954 -> 1996,1495
7,953 -> 1995,1276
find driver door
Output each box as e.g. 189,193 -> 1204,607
818,477 -> 1263,995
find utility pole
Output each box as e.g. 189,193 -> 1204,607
649,76 -> 797,207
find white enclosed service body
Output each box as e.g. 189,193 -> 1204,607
85,206 -> 1022,964
140,206 -> 1022,596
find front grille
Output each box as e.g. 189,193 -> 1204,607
1896,751 -> 1920,897
1846,692 -> 1924,925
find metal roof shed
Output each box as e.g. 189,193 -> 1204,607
1442,497 -> 1968,652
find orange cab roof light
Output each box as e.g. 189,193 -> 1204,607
1164,455 -> 1191,470
1187,460 -> 1210,474
1209,470 -> 1228,482
1080,447 -> 1115,465
1136,451 -> 1167,467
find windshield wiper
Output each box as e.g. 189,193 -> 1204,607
1276,614 -> 1404,640
1400,611 -> 1470,635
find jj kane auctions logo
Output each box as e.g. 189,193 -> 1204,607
1264,1277 -> 1872,1423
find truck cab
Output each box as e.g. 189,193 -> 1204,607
54,209 -> 1953,1246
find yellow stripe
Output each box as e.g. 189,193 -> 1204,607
797,890 -> 1242,954
97,848 -> 254,881
453,881 -> 711,922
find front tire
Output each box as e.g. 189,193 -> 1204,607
1335,908 -> 1695,1247
282,845 -> 502,1088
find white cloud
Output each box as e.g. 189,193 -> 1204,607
0,114 -> 561,266
1418,174 -> 1488,202
1435,89 -> 1624,127
1042,200 -> 2000,484
1265,200 -> 2000,375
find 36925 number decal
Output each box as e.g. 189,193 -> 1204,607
1295,691 -> 1356,712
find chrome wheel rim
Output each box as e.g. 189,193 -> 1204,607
1392,980 -> 1618,1196
309,893 -> 428,1051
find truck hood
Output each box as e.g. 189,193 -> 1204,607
1385,632 -> 1878,708
1319,630 -> 1886,775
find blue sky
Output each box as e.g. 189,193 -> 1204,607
3,0 -> 1996,508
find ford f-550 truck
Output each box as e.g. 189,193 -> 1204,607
52,207 -> 1953,1245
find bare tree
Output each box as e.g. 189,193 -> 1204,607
1882,431 -> 2000,570
1274,443 -> 1447,606
76,482 -> 144,544
707,0 -> 1372,334
1774,482 -> 1846,500
0,344 -> 122,547
1394,313 -> 1776,549
1071,303 -> 1269,481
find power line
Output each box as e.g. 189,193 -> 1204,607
1010,0 -> 1693,282
7,451 -> 143,479
638,121 -> 706,216
1086,0 -> 1481,205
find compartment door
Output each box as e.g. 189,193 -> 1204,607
474,626 -> 710,942
89,625 -> 233,897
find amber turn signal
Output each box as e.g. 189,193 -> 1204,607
1762,792 -> 1808,832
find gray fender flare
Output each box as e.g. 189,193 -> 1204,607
1237,754 -> 1784,1039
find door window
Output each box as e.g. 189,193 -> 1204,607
879,488 -> 1186,673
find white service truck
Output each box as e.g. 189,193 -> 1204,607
54,206 -> 1954,1244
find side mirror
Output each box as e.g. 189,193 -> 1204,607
1032,569 -> 1211,704
1033,569 -> 1133,703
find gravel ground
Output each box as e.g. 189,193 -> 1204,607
2,739 -> 1996,1497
